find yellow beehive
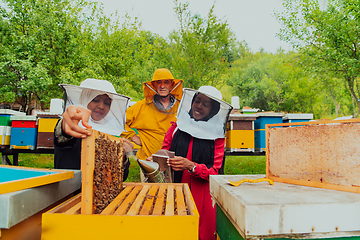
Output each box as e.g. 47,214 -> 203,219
41,183 -> 199,240
37,117 -> 60,148
225,115 -> 256,151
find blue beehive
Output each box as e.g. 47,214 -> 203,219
10,115 -> 38,150
254,112 -> 284,152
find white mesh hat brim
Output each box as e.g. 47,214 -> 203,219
60,83 -> 131,136
176,88 -> 233,140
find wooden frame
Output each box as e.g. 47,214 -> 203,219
81,129 -> 124,214
266,119 -> 360,193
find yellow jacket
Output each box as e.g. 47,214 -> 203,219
121,78 -> 183,160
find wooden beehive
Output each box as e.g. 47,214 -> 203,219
10,115 -> 38,150
80,129 -> 124,214
37,115 -> 60,148
42,129 -> 199,239
41,183 -> 199,240
266,119 -> 360,193
226,115 -> 256,152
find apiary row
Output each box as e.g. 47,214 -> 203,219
0,108 -> 314,152
0,109 -> 60,150
225,112 -> 313,153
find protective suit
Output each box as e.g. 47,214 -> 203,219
121,73 -> 183,160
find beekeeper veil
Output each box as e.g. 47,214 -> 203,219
176,86 -> 233,140
60,78 -> 131,136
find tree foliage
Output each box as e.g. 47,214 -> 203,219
0,0 -> 355,119
275,0 -> 360,117
227,50 -> 322,116
168,0 -> 235,89
0,0 -> 95,112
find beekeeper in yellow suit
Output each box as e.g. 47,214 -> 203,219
122,68 -> 183,162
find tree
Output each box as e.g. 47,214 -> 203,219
168,0 -> 235,89
227,51 -> 321,115
275,0 -> 360,117
87,13 -> 155,100
0,0 -> 95,113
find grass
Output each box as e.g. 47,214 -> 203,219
8,153 -> 266,182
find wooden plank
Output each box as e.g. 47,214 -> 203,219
139,185 -> 159,215
175,185 -> 187,216
266,119 -> 360,193
101,186 -> 134,215
64,202 -> 81,215
81,129 -> 97,214
42,212 -> 199,240
183,183 -> 198,216
113,185 -> 143,215
47,194 -> 82,214
127,185 -> 150,215
265,124 -> 270,179
165,185 -> 174,216
152,184 -> 167,215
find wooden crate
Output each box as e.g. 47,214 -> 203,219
42,183 -> 199,240
266,119 -> 360,193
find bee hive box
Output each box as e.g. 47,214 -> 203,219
42,129 -> 199,239
41,183 -> 199,240
266,119 -> 360,193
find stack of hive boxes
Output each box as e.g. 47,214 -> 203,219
226,114 -> 257,152
10,115 -> 38,150
254,112 -> 284,152
36,113 -> 60,148
0,110 -> 25,149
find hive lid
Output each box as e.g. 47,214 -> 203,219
254,112 -> 285,117
210,174 -> 360,238
0,165 -> 74,195
10,115 -> 37,121
283,113 -> 313,120
0,109 -> 26,116
36,112 -> 61,118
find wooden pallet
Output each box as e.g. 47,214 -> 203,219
266,119 -> 360,193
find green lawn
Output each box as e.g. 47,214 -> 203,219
8,153 -> 266,182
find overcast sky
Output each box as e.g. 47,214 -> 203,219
98,0 -> 293,53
